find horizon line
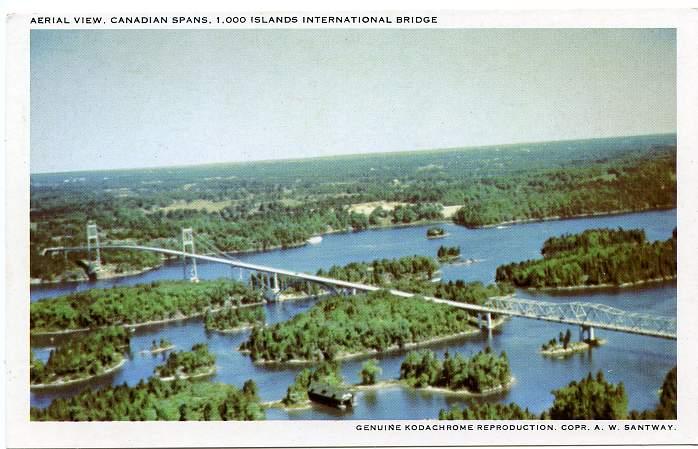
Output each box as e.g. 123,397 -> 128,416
30,132 -> 676,176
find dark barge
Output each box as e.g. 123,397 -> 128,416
307,382 -> 355,410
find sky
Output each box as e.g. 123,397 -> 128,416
30,28 -> 676,173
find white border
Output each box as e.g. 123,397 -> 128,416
6,9 -> 698,448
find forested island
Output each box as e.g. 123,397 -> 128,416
540,329 -> 602,356
30,135 -> 675,282
316,255 -> 439,286
437,245 -> 461,263
147,338 -> 174,354
30,377 -> 265,421
30,279 -> 262,334
154,343 -> 216,380
426,227 -> 447,239
204,306 -> 265,332
400,348 -> 511,394
439,367 -> 676,420
155,343 -> 216,380
282,361 -> 345,407
495,228 -> 677,289
30,327 -> 130,388
240,291 -> 478,363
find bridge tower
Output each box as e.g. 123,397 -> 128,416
478,312 -> 493,330
181,228 -> 199,282
86,222 -> 101,270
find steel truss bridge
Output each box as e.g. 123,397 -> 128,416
43,227 -> 677,340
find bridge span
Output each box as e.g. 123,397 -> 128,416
43,242 -> 677,340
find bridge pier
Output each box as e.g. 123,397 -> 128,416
478,313 -> 493,330
579,325 -> 595,342
272,273 -> 280,293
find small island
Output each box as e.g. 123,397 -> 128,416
30,327 -> 130,389
204,306 -> 265,333
145,338 -> 175,354
400,348 -> 512,394
426,227 -> 448,239
154,343 -> 216,381
240,291 -> 478,363
495,228 -> 677,289
30,279 -> 263,335
280,360 -> 349,409
540,329 -> 603,357
437,245 -> 461,263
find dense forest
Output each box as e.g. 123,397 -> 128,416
548,371 -> 627,419
154,343 -> 216,379
439,402 -> 537,420
316,255 -> 439,286
388,278 -> 513,307
452,147 -> 675,228
30,326 -> 130,385
30,135 -> 676,281
495,228 -> 677,288
30,377 -> 264,421
204,306 -> 265,332
240,291 -> 476,362
439,368 -> 677,420
30,279 -> 262,333
399,348 -> 511,393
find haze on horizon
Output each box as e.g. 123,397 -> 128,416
30,29 -> 676,174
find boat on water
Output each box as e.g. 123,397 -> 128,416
307,382 -> 355,410
306,236 -> 323,244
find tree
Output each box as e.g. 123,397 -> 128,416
178,403 -> 188,421
242,379 -> 259,400
550,371 -> 628,419
360,359 -> 382,385
202,403 -> 213,421
655,366 -> 677,419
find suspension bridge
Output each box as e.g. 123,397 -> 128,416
41,223 -> 678,340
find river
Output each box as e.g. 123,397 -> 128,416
30,209 -> 677,419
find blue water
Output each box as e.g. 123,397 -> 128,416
30,209 -> 677,419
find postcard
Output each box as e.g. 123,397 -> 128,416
5,8 -> 697,448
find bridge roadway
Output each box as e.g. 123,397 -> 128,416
43,244 -> 677,340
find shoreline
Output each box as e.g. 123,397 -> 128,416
31,300 -> 266,337
157,366 -> 216,382
410,376 -> 516,397
469,206 -> 675,230
541,339 -> 606,357
30,357 -> 127,390
141,344 -> 176,355
205,323 -> 259,334
31,264 -> 162,286
248,326 -> 491,365
524,276 -> 676,292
